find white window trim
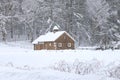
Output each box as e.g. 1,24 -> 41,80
67,43 -> 71,47
49,43 -> 52,46
58,43 -> 62,47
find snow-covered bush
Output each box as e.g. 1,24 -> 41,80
52,59 -> 102,75
104,62 -> 120,79
53,60 -> 71,72
73,59 -> 102,75
5,62 -> 14,67
4,62 -> 31,71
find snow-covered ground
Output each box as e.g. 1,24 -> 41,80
0,41 -> 120,80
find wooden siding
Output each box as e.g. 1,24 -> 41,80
34,32 -> 75,50
55,33 -> 74,50
44,42 -> 56,50
34,44 -> 44,50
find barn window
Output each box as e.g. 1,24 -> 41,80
49,43 -> 52,46
64,36 -> 66,39
54,42 -> 57,47
58,43 -> 62,47
67,43 -> 71,47
54,42 -> 56,46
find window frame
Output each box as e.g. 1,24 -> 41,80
64,36 -> 66,39
58,43 -> 62,47
67,43 -> 71,47
49,43 -> 52,46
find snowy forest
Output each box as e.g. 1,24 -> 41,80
0,0 -> 120,48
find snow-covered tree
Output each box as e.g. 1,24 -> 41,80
0,15 -> 7,41
0,0 -> 119,48
86,0 -> 112,48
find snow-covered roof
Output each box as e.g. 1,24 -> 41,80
32,31 -> 75,44
53,26 -> 59,30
